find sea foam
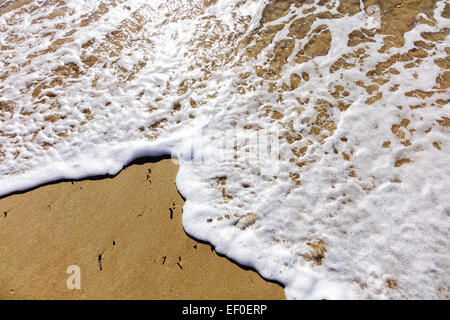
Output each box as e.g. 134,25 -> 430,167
0,0 -> 449,299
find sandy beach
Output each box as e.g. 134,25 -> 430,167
0,158 -> 284,299
0,0 -> 448,300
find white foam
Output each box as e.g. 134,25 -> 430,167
0,0 -> 449,299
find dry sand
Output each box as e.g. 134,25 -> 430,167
0,158 -> 284,299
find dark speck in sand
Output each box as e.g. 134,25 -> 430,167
3,211 -> 7,218
169,207 -> 174,219
162,256 -> 166,265
98,254 -> 103,271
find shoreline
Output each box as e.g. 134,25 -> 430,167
0,158 -> 284,299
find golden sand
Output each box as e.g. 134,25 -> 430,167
0,158 -> 284,299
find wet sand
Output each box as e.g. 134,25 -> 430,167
0,158 -> 285,299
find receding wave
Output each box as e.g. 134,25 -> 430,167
0,0 -> 449,299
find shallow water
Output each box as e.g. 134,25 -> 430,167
0,0 -> 449,299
